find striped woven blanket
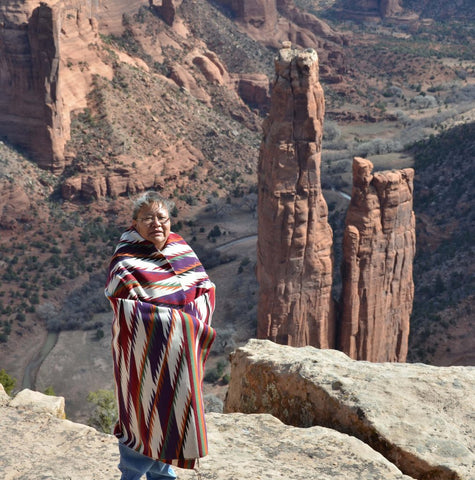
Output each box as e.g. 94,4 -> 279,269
105,229 -> 216,469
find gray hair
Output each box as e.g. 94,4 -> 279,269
131,191 -> 175,219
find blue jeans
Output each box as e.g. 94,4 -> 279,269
118,442 -> 177,480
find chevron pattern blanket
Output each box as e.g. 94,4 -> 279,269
105,229 -> 216,469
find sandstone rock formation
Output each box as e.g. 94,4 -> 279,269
256,44 -> 335,348
219,0 -> 279,33
217,0 -> 345,47
0,0 -> 149,173
225,339 -> 475,480
0,0 -> 114,172
150,0 -> 183,26
338,0 -> 403,21
214,0 -> 348,82
169,63 -> 212,104
94,0 -> 145,35
339,158 -> 415,362
229,73 -> 270,112
6,339 -> 470,479
1,385 -> 415,479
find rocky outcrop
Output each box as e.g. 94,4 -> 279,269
220,0 -> 279,32
61,141 -> 204,201
337,0 -> 403,21
94,0 -> 145,35
215,0 -> 348,82
225,339 -> 475,480
255,48 -> 415,361
0,0 -> 145,173
217,0 -> 345,46
277,0 -> 346,46
169,63 -> 211,104
256,44 -> 335,348
3,385 -> 417,479
150,0 -> 183,26
339,158 -> 415,362
0,0 -> 114,172
229,73 -> 270,112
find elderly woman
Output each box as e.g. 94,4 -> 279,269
105,191 -> 216,480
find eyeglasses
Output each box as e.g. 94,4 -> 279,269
138,215 -> 170,226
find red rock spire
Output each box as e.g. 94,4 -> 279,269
256,43 -> 335,348
339,157 -> 415,362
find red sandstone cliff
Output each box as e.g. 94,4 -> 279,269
0,0 -> 146,173
0,0 -> 116,172
339,157 -> 415,362
256,44 -> 335,348
214,0 -> 348,82
337,0 -> 403,21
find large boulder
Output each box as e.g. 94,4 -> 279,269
225,339 -> 475,480
10,388 -> 66,419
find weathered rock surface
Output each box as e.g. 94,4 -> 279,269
225,339 -> 475,480
340,157 -> 415,362
10,388 -> 66,419
215,0 -> 347,82
277,0 -> 346,46
169,63 -> 212,104
229,73 -> 270,112
256,44 -> 335,348
0,0 -> 150,173
1,384 -> 416,479
214,0 -> 349,84
150,0 -> 183,26
60,147 -> 202,201
94,0 -> 145,35
218,0 -> 345,46
338,0 -> 403,20
0,0 -> 114,172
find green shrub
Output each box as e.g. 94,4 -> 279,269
87,389 -> 118,434
0,369 -> 16,395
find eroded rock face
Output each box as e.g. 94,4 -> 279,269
229,73 -> 270,112
150,0 -> 183,26
215,0 -> 347,82
169,63 -> 211,104
339,0 -> 403,20
224,339 -> 475,480
0,0 -> 113,172
220,0 -> 279,31
0,2 -> 64,171
339,157 -> 415,362
256,45 -> 335,348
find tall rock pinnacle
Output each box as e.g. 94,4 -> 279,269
256,44 -> 335,348
339,157 -> 415,362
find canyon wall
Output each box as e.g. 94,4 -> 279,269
256,44 -> 335,348
213,0 -> 348,83
0,0 -> 114,172
0,0 -> 143,173
338,0 -> 403,20
339,157 -> 415,362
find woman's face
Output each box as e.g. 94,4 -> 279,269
133,202 -> 171,250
